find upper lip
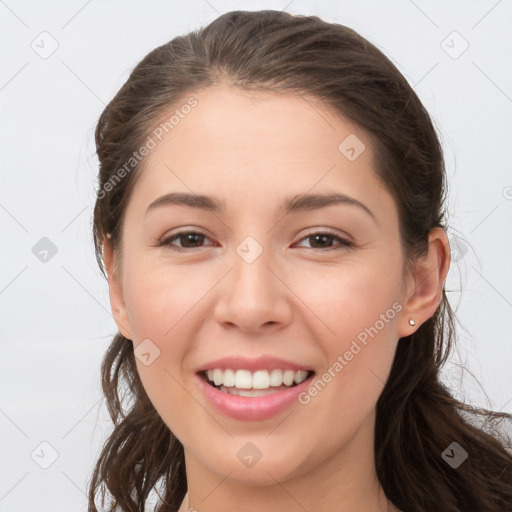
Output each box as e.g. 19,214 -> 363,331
195,355 -> 314,374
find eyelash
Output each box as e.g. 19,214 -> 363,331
156,229 -> 354,252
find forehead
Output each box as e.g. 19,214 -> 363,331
148,84 -> 369,165
126,83 -> 394,219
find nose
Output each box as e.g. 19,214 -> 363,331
213,247 -> 293,334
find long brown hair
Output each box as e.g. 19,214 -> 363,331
89,10 -> 512,511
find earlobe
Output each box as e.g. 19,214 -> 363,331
102,238 -> 133,340
398,227 -> 451,337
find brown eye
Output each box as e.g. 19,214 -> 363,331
159,231 -> 213,251
296,231 -> 353,251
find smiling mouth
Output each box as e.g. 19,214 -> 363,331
199,368 -> 315,397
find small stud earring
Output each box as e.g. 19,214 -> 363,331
409,318 -> 416,326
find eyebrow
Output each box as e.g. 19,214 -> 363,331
145,192 -> 375,220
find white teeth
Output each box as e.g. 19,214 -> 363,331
282,370 -> 295,386
294,370 -> 309,385
204,368 -> 311,390
219,385 -> 290,397
213,369 -> 223,386
269,369 -> 283,386
252,370 -> 270,389
235,370 -> 252,389
223,369 -> 235,387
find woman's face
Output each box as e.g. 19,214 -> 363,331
108,84 -> 417,487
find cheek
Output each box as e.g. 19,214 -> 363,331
123,261 -> 216,340
121,265 -> 198,404
291,258 -> 403,343
293,260 -> 402,412
124,273 -> 196,430
121,260 -> 230,419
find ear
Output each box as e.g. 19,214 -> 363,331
398,227 -> 451,337
103,238 -> 133,340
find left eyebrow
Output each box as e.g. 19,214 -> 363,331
145,192 -> 375,221
281,192 -> 375,221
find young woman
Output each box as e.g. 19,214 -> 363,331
88,10 -> 512,512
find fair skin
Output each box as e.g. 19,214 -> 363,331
103,84 -> 450,512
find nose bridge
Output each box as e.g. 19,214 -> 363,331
230,236 -> 277,308
214,234 -> 291,331
233,239 -> 272,297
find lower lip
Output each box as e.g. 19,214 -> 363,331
195,373 -> 315,421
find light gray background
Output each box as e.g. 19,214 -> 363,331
1,1 -> 511,510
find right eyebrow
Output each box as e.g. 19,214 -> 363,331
145,192 -> 226,217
